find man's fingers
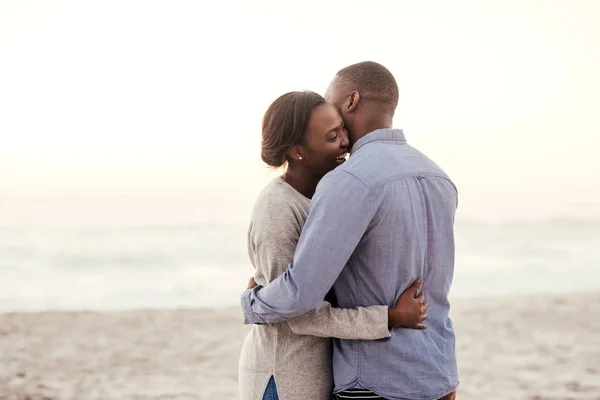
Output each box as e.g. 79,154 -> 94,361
416,323 -> 427,329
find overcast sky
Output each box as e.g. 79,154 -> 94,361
1,0 -> 599,221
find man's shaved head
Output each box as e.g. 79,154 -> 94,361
329,61 -> 399,116
325,61 -> 399,144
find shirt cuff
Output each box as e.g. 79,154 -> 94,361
241,287 -> 266,325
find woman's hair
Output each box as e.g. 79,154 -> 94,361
261,91 -> 327,168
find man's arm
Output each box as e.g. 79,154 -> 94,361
242,170 -> 380,324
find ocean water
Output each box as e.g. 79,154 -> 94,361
1,197 -> 599,312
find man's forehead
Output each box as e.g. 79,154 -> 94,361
324,77 -> 341,100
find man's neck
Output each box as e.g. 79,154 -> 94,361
351,116 -> 394,144
282,166 -> 321,199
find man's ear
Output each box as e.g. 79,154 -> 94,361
346,91 -> 360,113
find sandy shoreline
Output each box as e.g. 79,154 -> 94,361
1,292 -> 599,400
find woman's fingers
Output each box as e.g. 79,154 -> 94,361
408,280 -> 423,298
415,289 -> 425,302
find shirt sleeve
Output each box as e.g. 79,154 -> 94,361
286,301 -> 391,340
241,169 -> 380,324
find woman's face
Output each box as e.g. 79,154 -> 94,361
299,103 -> 349,176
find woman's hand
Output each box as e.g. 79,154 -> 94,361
388,280 -> 429,329
246,277 -> 258,290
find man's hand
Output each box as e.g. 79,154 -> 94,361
246,277 -> 257,290
388,280 -> 429,329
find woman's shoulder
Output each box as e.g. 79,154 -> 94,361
251,177 -> 309,225
254,177 -> 307,208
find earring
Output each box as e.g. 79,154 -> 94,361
299,156 -> 303,160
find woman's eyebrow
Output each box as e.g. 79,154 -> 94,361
325,121 -> 343,134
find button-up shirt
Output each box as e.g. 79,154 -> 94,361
241,129 -> 459,400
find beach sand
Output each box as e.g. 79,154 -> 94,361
1,292 -> 599,400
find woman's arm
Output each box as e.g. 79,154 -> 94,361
286,301 -> 390,339
286,280 -> 427,339
248,189 -> 427,340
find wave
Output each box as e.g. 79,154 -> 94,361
456,216 -> 600,229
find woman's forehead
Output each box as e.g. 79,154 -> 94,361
306,103 -> 342,136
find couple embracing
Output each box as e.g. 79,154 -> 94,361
239,61 -> 459,400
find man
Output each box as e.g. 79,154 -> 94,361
241,61 -> 459,400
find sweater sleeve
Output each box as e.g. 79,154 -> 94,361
287,301 -> 391,340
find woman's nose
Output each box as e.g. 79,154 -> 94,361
340,132 -> 350,149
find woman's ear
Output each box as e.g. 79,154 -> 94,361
288,145 -> 304,161
346,91 -> 360,112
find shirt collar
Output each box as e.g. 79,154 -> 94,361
350,129 -> 407,154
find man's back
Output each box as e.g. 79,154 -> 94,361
329,129 -> 459,399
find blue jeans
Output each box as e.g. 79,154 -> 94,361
262,376 -> 279,400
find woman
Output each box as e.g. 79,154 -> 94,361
239,91 -> 429,400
